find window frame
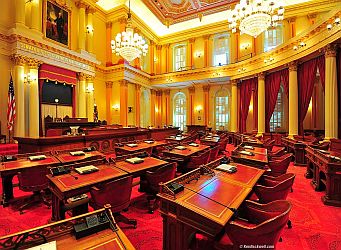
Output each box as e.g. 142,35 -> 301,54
269,85 -> 284,132
213,33 -> 230,66
173,44 -> 187,72
264,25 -> 283,52
214,89 -> 230,130
173,92 -> 187,131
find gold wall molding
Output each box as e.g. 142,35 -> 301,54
106,81 -> 113,88
325,44 -> 338,58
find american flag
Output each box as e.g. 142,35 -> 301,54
7,74 -> 16,131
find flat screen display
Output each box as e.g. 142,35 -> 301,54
42,80 -> 73,105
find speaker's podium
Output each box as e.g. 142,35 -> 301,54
158,158 -> 264,250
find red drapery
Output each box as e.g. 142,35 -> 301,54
253,80 -> 258,131
239,78 -> 257,133
316,55 -> 325,90
39,64 -> 77,85
281,69 -> 289,97
265,70 -> 282,132
337,49 -> 341,138
298,59 -> 318,135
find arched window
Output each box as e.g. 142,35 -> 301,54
215,89 -> 230,130
270,86 -> 284,132
140,90 -> 150,128
173,45 -> 186,71
213,34 -> 230,66
173,92 -> 186,130
264,25 -> 283,52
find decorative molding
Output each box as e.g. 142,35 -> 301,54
78,72 -> 87,81
164,89 -> 170,95
135,84 -> 141,91
188,86 -> 195,93
11,54 -> 27,66
203,85 -> 210,92
86,6 -> 97,14
119,79 -> 128,87
231,79 -> 238,86
75,0 -> 88,9
325,44 -> 337,58
86,75 -> 95,81
106,22 -> 112,29
106,81 -> 113,88
118,17 -> 127,25
257,72 -> 265,81
203,34 -> 211,40
156,45 -> 162,51
27,58 -> 43,69
288,61 -> 298,71
189,38 -> 196,43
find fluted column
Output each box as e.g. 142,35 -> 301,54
203,35 -> 210,67
86,76 -> 94,122
120,80 -> 128,126
76,1 -> 87,51
324,44 -> 338,140
231,80 -> 238,132
106,81 -> 113,125
77,73 -> 87,117
135,85 -> 141,127
156,45 -> 162,74
106,22 -> 113,66
164,90 -> 170,125
288,61 -> 298,138
14,0 -> 26,26
28,59 -> 41,137
230,33 -> 238,63
86,7 -> 96,53
189,38 -> 195,69
149,41 -> 155,75
188,87 -> 195,125
11,55 -> 26,137
203,85 -> 210,126
165,44 -> 170,73
150,90 -> 156,126
257,73 -> 265,135
155,91 -> 162,127
30,0 -> 40,31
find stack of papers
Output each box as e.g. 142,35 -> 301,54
216,164 -> 237,173
75,165 -> 99,174
126,143 -> 138,148
239,150 -> 253,156
29,155 -> 47,161
125,157 -> 144,164
175,146 -> 187,150
70,151 -> 85,156
189,143 -> 199,147
27,241 -> 57,250
243,145 -> 254,150
144,140 -> 155,144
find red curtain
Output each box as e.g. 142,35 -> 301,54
265,71 -> 282,132
281,69 -> 289,97
239,78 -> 257,133
298,59 -> 318,135
316,55 -> 325,91
337,49 -> 341,138
39,64 -> 77,85
253,80 -> 258,131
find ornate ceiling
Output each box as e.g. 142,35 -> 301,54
141,0 -> 238,26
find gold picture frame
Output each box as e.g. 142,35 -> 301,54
43,0 -> 71,48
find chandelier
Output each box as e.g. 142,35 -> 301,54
111,0 -> 148,62
227,0 -> 284,38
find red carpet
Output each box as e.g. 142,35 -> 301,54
0,149 -> 340,249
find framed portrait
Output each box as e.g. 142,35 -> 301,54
43,0 -> 70,48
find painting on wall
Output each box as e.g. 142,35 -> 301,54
43,0 -> 70,47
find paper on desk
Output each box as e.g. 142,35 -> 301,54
27,241 -> 57,250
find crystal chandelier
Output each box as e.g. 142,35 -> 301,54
227,0 -> 284,38
111,0 -> 148,62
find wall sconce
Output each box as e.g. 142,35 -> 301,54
195,105 -> 203,113
86,85 -> 94,92
112,104 -> 119,111
195,52 -> 202,58
154,57 -> 158,62
327,17 -> 340,30
155,107 -> 159,113
240,43 -> 250,50
23,73 -> 36,84
264,57 -> 274,64
237,67 -> 246,72
86,25 -> 94,34
293,41 -> 306,51
213,72 -> 221,77
166,78 -> 173,82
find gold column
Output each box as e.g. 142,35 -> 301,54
150,90 -> 156,126
106,22 -> 113,66
15,0 -> 26,26
156,45 -> 162,74
77,73 -> 87,117
11,55 -> 26,137
164,90 -> 170,125
120,80 -> 128,126
149,41 -> 155,75
165,44 -> 170,73
30,0 -> 40,31
188,87 -> 195,125
86,76 -> 94,122
76,1 -> 87,51
231,80 -> 238,132
189,38 -> 195,69
155,91 -> 162,127
288,61 -> 298,138
203,85 -> 210,126
135,84 -> 141,127
230,33 -> 238,64
257,73 -> 265,135
106,81 -> 113,125
288,17 -> 296,39
28,59 -> 41,137
324,44 -> 338,139
203,35 -> 210,67
86,7 -> 96,54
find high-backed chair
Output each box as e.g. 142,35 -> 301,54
209,146 -> 220,162
90,175 -> 137,228
17,166 -> 51,214
267,153 -> 293,177
186,149 -> 211,171
218,139 -> 228,153
143,163 -> 176,213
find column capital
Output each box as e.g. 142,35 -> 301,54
106,22 -> 112,29
86,75 -> 95,81
75,1 -> 88,9
77,72 -> 88,81
288,61 -> 298,71
287,17 -> 296,23
150,40 -> 155,46
27,58 -> 42,69
188,86 -> 195,94
134,27 -> 141,34
203,85 -> 210,92
156,45 -> 162,51
135,84 -> 141,91
257,72 -> 265,81
189,38 -> 196,44
11,54 -> 27,66
156,90 -> 162,96
231,79 -> 238,86
164,43 -> 170,49
118,17 -> 127,25
86,6 -> 96,14
119,79 -> 128,87
106,81 -> 113,88
325,44 -> 337,58
203,34 -> 210,40
164,89 -> 170,95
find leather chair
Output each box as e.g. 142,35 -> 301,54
143,163 -> 176,213
17,166 -> 51,214
209,146 -> 220,162
267,153 -> 293,177
90,175 -> 137,228
218,139 -> 228,154
254,173 -> 295,203
186,149 -> 211,171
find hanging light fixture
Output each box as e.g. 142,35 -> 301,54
111,0 -> 148,62
227,0 -> 284,38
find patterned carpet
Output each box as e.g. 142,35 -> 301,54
0,147 -> 340,249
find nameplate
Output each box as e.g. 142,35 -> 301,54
29,155 -> 47,161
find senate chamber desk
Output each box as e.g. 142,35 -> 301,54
231,146 -> 268,168
281,137 -> 314,165
305,146 -> 341,206
115,141 -> 166,155
158,158 -> 265,250
0,206 -> 135,250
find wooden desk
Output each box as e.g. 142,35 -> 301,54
305,146 -> 341,206
282,137 -> 312,165
115,157 -> 168,177
200,136 -> 220,146
231,147 -> 268,168
55,149 -> 105,164
48,161 -> 127,221
165,135 -> 188,142
158,159 -> 264,250
115,141 -> 166,154
0,206 -> 135,250
0,152 -> 60,206
163,145 -> 210,158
